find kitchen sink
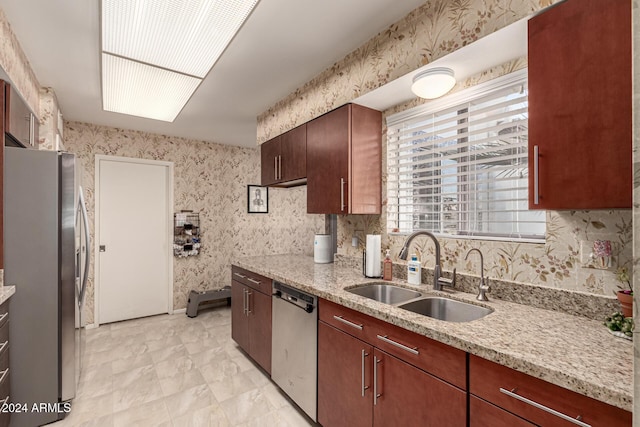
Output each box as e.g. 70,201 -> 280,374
347,283 -> 422,305
399,297 -> 492,322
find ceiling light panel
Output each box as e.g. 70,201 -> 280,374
102,0 -> 259,78
102,53 -> 201,122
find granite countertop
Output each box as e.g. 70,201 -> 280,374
235,254 -> 633,412
0,286 -> 15,306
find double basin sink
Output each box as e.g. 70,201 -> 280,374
347,282 -> 492,322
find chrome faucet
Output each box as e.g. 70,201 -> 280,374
399,231 -> 456,290
465,248 -> 490,301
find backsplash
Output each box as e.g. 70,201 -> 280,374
64,121 -> 324,324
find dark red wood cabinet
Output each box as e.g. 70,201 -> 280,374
260,124 -> 306,187
306,104 -> 381,214
469,355 -> 631,426
527,0 -> 632,209
230,266 -> 272,374
317,299 -> 466,427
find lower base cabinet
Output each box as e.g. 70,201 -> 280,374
469,355 -> 631,426
318,321 -> 466,427
230,266 -> 272,374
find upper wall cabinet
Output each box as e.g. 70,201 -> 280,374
306,104 -> 382,214
260,123 -> 307,187
528,0 -> 632,209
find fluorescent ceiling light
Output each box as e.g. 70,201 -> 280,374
411,67 -> 456,99
102,53 -> 201,122
101,0 -> 259,121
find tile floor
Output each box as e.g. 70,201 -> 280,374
51,306 -> 316,426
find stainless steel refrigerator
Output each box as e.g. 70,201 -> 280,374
4,147 -> 90,426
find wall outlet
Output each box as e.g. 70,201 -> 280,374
579,239 -> 615,269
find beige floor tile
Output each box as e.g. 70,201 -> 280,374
60,308 -> 313,426
209,371 -> 257,403
199,358 -> 243,384
112,398 -> 171,427
171,403 -> 231,427
219,388 -> 277,425
112,365 -> 164,412
111,353 -> 154,374
149,343 -> 188,364
164,384 -> 218,419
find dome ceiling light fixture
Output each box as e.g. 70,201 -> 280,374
411,67 -> 457,99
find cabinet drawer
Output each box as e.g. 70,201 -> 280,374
319,298 -> 373,343
319,298 -> 466,389
470,395 -> 534,427
469,355 -> 631,426
231,266 -> 271,296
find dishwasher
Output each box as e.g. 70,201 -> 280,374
271,281 -> 317,422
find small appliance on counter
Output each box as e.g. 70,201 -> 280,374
314,234 -> 332,263
363,234 -> 382,278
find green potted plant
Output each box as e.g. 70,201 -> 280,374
615,266 -> 633,318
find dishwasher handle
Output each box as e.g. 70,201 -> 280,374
273,290 -> 315,313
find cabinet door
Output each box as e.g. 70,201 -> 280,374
373,349 -> 466,427
318,322 -> 373,427
280,124 -> 306,183
470,396 -> 534,427
307,105 -> 350,214
528,0 -> 631,209
248,289 -> 271,374
260,136 -> 281,186
231,281 -> 250,352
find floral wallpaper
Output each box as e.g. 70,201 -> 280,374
38,87 -> 65,151
257,0 -> 561,143
0,7 -> 39,115
64,121 -> 325,324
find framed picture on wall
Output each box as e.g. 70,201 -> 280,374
247,185 -> 269,213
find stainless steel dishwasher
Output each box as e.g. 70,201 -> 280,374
271,281 -> 317,422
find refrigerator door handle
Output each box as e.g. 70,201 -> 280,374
78,187 -> 91,306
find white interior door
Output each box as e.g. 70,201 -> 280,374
97,157 -> 171,324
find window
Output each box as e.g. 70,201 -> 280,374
387,70 -> 545,241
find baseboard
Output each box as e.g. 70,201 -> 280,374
172,308 -> 186,314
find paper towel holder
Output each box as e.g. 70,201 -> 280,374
362,250 -> 382,279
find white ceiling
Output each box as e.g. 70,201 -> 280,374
0,0 -> 428,147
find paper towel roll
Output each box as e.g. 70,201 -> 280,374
365,235 -> 381,277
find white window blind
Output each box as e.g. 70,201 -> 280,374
387,70 -> 545,240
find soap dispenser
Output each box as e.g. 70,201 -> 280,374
407,254 -> 422,285
383,249 -> 393,281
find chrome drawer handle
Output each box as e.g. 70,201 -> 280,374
333,315 -> 363,330
246,291 -> 252,315
499,388 -> 591,427
373,356 -> 381,405
247,278 -> 261,285
340,178 -> 346,211
376,335 -> 419,355
0,313 -> 8,324
0,369 -> 9,385
0,341 -> 7,354
533,145 -> 540,205
361,349 -> 369,397
233,273 -> 247,279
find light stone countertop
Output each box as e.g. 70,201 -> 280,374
0,286 -> 15,306
235,254 -> 633,412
